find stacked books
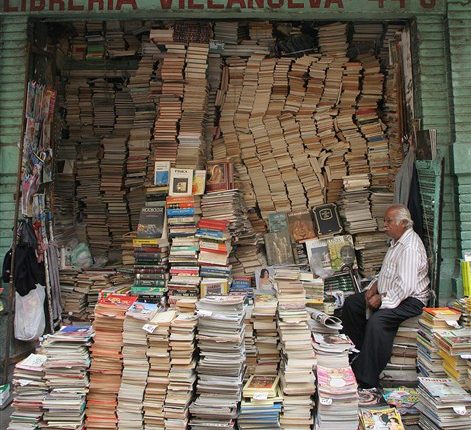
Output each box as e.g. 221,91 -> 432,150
196,218 -> 232,297
317,365 -> 359,430
133,205 -> 169,305
275,268 -> 316,430
59,269 -> 87,321
435,329 -> 471,385
243,304 -> 257,376
166,195 -> 202,305
239,375 -> 282,429
312,333 -> 355,369
8,354 -> 47,429
118,302 -> 159,428
143,309 -> 177,428
190,296 -> 246,429
253,289 -> 280,375
86,295 -> 137,429
381,316 -> 420,386
164,312 -> 198,429
41,325 -> 94,429
417,308 -> 461,378
417,376 -> 471,429
354,232 -> 389,277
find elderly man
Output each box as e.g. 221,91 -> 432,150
342,204 -> 430,388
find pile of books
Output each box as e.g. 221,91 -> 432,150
166,195 -> 202,305
8,354 -> 47,429
354,232 -> 389,277
41,325 -> 94,429
239,375 -> 282,429
312,333 -> 354,369
417,308 -> 460,378
164,312 -> 198,429
133,204 -> 169,305
86,295 -> 137,429
118,302 -> 159,428
59,269 -> 87,321
317,365 -> 359,430
190,296 -> 246,429
253,289 -> 280,375
417,376 -> 471,429
381,316 -> 420,386
143,309 -> 177,428
196,218 -> 232,297
275,268 -> 316,430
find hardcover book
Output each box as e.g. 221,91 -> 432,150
137,207 -> 165,239
169,168 -> 193,197
154,161 -> 171,187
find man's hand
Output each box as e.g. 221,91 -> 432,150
365,280 -> 378,300
367,293 -> 382,310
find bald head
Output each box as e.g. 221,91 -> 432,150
383,204 -> 413,240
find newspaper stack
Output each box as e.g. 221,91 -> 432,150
190,296 -> 246,429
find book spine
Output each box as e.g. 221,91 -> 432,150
167,208 -> 195,217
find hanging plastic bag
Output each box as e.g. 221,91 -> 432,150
14,283 -> 46,341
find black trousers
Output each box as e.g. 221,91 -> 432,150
341,292 -> 424,387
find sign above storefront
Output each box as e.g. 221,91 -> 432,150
0,0 -> 444,18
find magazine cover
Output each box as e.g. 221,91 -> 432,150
154,161 -> 171,187
327,235 -> 357,271
360,406 -> 404,430
169,168 -> 193,197
255,266 -> 275,292
137,207 -> 165,239
192,170 -> 207,195
206,160 -> 233,192
305,238 -> 333,278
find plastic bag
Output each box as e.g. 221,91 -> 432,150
70,242 -> 93,270
14,283 -> 46,341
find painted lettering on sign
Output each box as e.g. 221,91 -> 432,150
0,0 -> 439,12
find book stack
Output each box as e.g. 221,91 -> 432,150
316,365 -> 359,430
166,195 -> 202,305
70,22 -> 86,60
121,232 -> 136,266
239,375 -> 283,429
77,270 -> 115,318
381,316 -> 420,386
85,21 -> 105,60
452,297 -> 471,327
357,54 -> 390,188
318,22 -> 349,58
41,325 -> 94,429
370,191 -> 394,229
86,295 -> 137,429
150,28 -> 174,44
118,302 -> 159,428
76,136 -> 110,259
383,386 -> 420,426
59,269 -> 87,321
274,268 -> 316,430
253,289 -> 280,375
354,232 -> 389,277
338,174 -> 377,234
351,23 -> 384,51
164,312 -> 198,429
214,22 -> 248,45
417,308 -> 450,378
143,309 -> 177,428
8,354 -> 47,429
105,21 -> 126,58
312,333 -> 354,369
417,376 -> 471,430
100,135 -> 130,262
435,328 -> 471,386
300,272 -> 324,309
196,218 -> 232,297
243,304 -> 257,376
128,186 -> 146,230
177,43 -> 209,169
190,296 -> 246,429
249,21 -> 273,48
173,22 -> 212,44
92,78 -> 115,135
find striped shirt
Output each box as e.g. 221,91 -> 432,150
377,228 -> 430,309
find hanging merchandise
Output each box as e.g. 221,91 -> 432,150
14,283 -> 46,341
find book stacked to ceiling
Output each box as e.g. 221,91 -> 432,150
117,302 -> 159,428
177,43 -> 210,169
190,296 -> 246,429
381,316 -> 420,386
164,312 -> 198,429
196,218 -> 232,298
417,308 -> 455,379
354,231 -> 389,277
252,286 -> 280,376
133,203 -> 169,305
70,22 -> 86,60
8,354 -> 47,429
274,268 -> 316,430
238,375 -> 282,429
85,22 -> 105,60
243,304 -> 257,377
417,376 -> 471,430
143,309 -> 177,428
214,22 -> 248,46
41,325 -> 94,429
317,365 -> 359,430
85,295 -> 137,429
121,232 -> 136,266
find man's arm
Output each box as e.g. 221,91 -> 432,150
380,247 -> 419,309
365,280 -> 378,300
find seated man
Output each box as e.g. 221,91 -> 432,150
341,204 -> 430,388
